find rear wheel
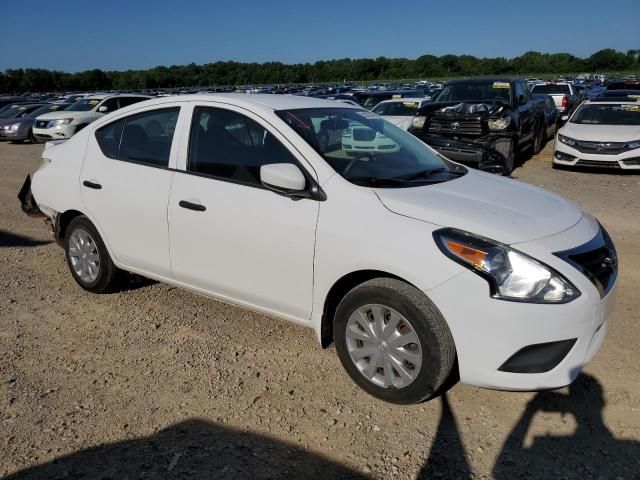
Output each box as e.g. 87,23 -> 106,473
532,122 -> 545,155
334,278 -> 456,404
64,216 -> 119,293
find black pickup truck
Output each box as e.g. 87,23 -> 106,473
408,78 -> 547,174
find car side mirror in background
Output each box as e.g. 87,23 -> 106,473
97,106 -> 109,113
260,163 -> 306,194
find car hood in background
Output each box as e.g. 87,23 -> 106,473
374,170 -> 583,245
559,123 -> 640,142
382,115 -> 413,130
35,111 -> 98,121
0,117 -> 32,127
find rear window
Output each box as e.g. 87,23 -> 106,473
532,84 -> 571,95
372,101 -> 420,116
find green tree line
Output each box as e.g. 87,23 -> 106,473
1,49 -> 638,93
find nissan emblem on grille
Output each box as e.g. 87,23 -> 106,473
451,122 -> 461,130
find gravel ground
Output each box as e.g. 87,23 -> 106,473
1,140 -> 639,479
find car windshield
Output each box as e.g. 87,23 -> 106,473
65,99 -> 101,112
0,105 -> 27,119
570,104 -> 640,125
28,104 -> 71,118
531,84 -> 571,95
371,101 -> 421,116
435,81 -> 512,103
276,108 -> 466,188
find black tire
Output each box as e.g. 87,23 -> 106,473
532,121 -> 545,155
64,216 -> 120,293
29,129 -> 37,144
334,278 -> 456,404
502,140 -> 515,176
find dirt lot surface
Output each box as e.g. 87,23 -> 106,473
1,141 -> 639,479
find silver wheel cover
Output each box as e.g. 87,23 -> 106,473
345,304 -> 422,389
68,228 -> 100,284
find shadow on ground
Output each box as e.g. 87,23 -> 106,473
4,419 -> 369,480
0,229 -> 51,247
5,375 -> 638,479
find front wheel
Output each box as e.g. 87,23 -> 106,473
334,278 -> 456,404
64,216 -> 120,293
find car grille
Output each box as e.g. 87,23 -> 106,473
554,225 -> 617,298
427,116 -> 483,135
575,159 -> 621,168
352,128 -> 376,141
35,120 -> 50,129
572,140 -> 628,155
622,157 -> 640,166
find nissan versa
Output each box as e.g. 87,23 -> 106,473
21,94 -> 618,404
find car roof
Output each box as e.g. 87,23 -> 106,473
84,93 -> 152,100
585,98 -> 639,104
133,93 -> 358,112
375,97 -> 428,104
446,77 -> 516,84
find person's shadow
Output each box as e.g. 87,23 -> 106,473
493,373 -> 640,479
4,419 -> 369,480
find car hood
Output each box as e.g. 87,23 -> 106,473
382,116 -> 413,130
35,111 -> 97,121
374,169 -> 583,244
0,117 -> 31,127
559,123 -> 640,142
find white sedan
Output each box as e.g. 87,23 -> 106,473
25,94 -> 617,404
370,98 -> 431,130
554,98 -> 640,170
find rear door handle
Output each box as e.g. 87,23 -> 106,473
179,200 -> 206,212
83,180 -> 102,190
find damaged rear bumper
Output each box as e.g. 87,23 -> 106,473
18,175 -> 45,218
419,134 -> 514,173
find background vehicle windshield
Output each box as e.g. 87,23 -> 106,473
570,104 -> 640,125
372,101 -> 420,116
0,106 -> 27,119
436,81 -> 512,103
65,99 -> 101,112
276,108 -> 464,187
531,84 -> 571,95
28,104 -> 72,118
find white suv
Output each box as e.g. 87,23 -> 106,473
24,94 -> 617,404
32,94 -> 151,142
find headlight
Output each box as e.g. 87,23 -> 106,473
434,228 -> 580,304
558,134 -> 576,146
9,123 -> 20,131
52,118 -> 73,126
626,140 -> 640,150
412,115 -> 426,129
487,116 -> 512,131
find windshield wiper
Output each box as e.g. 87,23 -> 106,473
399,168 -> 465,182
347,176 -> 412,187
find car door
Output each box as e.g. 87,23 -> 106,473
80,103 -> 185,277
514,81 -> 535,146
168,103 -> 319,322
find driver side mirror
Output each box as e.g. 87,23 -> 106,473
260,163 -> 306,194
98,106 -> 109,113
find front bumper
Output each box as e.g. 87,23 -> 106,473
33,124 -> 75,142
553,141 -> 640,169
0,124 -> 30,141
426,215 -> 617,391
416,133 -> 513,173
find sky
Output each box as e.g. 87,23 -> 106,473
1,0 -> 638,72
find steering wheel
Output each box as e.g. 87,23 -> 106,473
342,153 -> 373,177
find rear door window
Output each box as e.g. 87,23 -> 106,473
95,107 -> 180,167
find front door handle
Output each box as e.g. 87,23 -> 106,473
83,180 -> 102,190
179,200 -> 206,212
